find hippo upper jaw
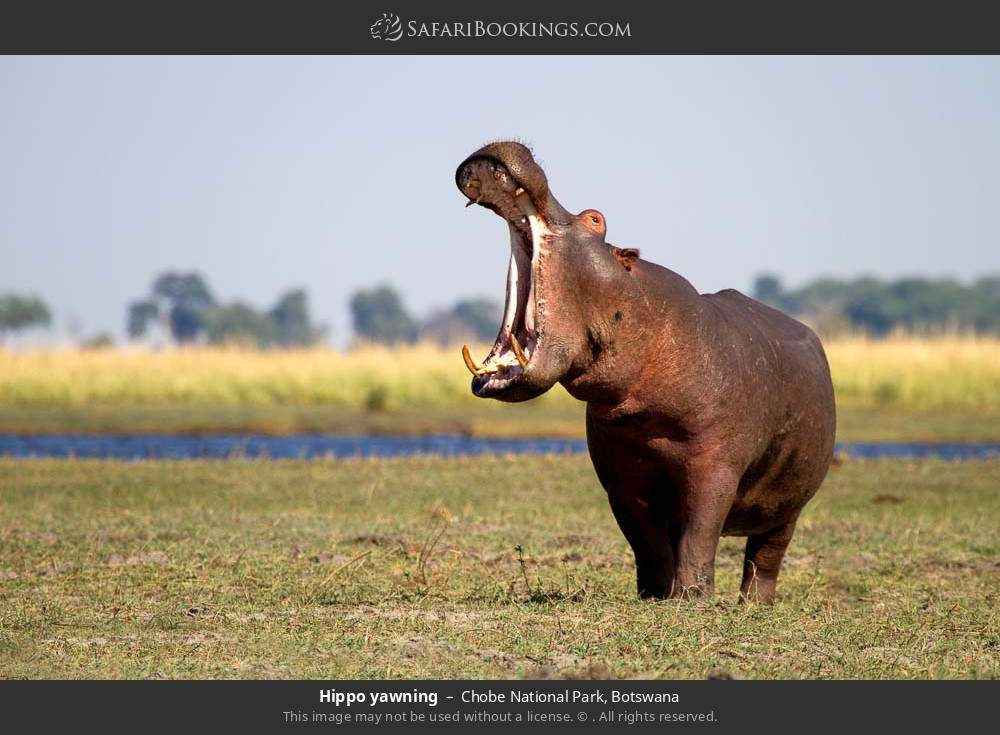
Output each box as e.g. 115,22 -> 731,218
456,143 -> 572,401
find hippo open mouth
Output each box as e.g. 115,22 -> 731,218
457,156 -> 546,396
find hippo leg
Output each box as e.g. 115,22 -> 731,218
586,415 -> 678,598
672,523 -> 722,597
671,468 -> 737,598
739,519 -> 798,603
606,490 -> 675,598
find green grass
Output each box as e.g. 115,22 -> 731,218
833,407 -> 1000,443
1,457 -> 997,679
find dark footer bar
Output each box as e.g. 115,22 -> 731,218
0,680 -> 991,733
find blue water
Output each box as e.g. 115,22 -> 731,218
0,434 -> 997,461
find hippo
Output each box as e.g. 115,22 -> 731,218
455,141 -> 836,602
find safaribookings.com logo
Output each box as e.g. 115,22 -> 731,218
370,13 -> 404,41
370,13 -> 631,42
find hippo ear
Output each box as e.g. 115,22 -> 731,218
610,246 -> 640,271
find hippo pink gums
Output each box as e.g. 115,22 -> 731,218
455,141 -> 836,602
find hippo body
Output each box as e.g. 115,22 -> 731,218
455,142 -> 836,602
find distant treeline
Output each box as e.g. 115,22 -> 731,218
752,274 -> 1000,335
356,275 -> 1000,344
128,272 -> 325,347
3,271 -> 998,347
127,275 -> 499,347
0,294 -> 50,340
349,285 -> 498,345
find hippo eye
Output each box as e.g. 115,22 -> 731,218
591,215 -> 600,224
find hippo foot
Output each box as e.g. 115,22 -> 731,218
737,589 -> 777,606
636,570 -> 675,600
737,520 -> 798,605
637,584 -> 671,600
670,583 -> 715,600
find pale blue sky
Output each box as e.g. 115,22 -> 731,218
3,56 -> 999,344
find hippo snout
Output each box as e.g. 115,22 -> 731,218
457,157 -> 532,241
456,140 -> 571,229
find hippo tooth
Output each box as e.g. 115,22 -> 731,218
514,187 -> 525,196
461,345 -> 482,376
466,346 -> 513,376
510,334 -> 529,368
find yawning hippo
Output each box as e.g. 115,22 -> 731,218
455,141 -> 836,602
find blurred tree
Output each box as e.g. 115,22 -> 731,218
973,276 -> 1000,331
126,272 -> 215,343
752,274 -> 791,311
350,285 -> 418,344
151,272 -> 215,343
420,297 -> 501,345
793,277 -> 852,315
203,302 -> 275,346
452,298 -> 501,341
843,278 -> 899,335
126,299 -> 160,339
420,309 -> 475,346
269,289 -> 324,346
752,273 -> 1000,334
129,273 -> 327,348
0,294 -> 51,340
152,272 -> 215,307
975,275 -> 1000,299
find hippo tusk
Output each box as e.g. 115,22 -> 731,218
462,345 -> 483,375
510,334 -> 528,368
514,187 -> 525,197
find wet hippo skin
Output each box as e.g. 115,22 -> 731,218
456,141 -> 836,602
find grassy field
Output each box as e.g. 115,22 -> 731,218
0,336 -> 998,440
1,456 -> 997,679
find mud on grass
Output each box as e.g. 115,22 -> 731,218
0,457 -> 997,679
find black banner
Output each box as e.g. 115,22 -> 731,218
0,680 -> 993,733
1,0 -> 998,54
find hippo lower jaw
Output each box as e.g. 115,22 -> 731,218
458,158 -> 548,398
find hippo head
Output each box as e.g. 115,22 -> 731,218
456,141 -> 624,402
